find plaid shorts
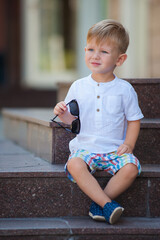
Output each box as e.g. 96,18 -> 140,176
65,149 -> 141,183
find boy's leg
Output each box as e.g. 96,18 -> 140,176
67,157 -> 111,208
67,156 -> 125,224
104,163 -> 138,199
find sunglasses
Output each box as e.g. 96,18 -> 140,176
51,99 -> 80,134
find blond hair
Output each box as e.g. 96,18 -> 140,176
87,19 -> 129,53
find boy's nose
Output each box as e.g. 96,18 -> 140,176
92,51 -> 100,59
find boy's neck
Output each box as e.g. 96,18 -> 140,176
91,72 -> 115,83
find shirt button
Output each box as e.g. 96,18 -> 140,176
97,109 -> 100,112
97,83 -> 100,86
97,95 -> 100,99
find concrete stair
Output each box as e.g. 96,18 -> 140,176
125,78 -> 160,118
1,78 -> 160,239
0,217 -> 160,240
0,141 -> 160,219
0,140 -> 160,239
2,110 -> 160,165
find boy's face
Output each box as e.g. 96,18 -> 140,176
85,38 -> 125,80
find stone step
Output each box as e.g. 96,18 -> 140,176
0,140 -> 160,218
134,118 -> 160,164
127,78 -> 160,118
2,109 -> 160,164
0,217 -> 160,240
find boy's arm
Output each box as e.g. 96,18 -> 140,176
117,120 -> 140,156
53,101 -> 76,125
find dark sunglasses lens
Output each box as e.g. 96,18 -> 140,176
69,101 -> 79,116
71,119 -> 80,134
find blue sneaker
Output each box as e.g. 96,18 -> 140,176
89,202 -> 105,221
103,200 -> 124,224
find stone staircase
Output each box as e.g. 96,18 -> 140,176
0,78 -> 160,239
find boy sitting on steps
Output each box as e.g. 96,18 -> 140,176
53,19 -> 144,224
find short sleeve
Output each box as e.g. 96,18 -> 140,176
124,86 -> 144,121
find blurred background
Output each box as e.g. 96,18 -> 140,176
0,0 -> 160,108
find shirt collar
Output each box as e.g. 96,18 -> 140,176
88,74 -> 118,87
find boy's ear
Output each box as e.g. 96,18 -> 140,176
116,53 -> 127,66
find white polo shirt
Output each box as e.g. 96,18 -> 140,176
65,74 -> 144,154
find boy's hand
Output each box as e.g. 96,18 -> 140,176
117,143 -> 132,156
53,101 -> 67,116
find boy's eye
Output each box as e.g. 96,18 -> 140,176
102,50 -> 108,54
88,48 -> 94,51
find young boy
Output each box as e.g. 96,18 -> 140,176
53,19 -> 144,224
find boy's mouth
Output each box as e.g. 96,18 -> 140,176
91,62 -> 101,66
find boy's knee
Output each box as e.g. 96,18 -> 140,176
123,163 -> 138,179
67,157 -> 87,174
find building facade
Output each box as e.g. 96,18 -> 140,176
0,0 -> 159,107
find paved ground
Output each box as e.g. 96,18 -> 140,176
0,140 -> 64,174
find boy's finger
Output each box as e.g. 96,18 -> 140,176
117,146 -> 127,156
59,102 -> 67,111
117,150 -> 124,156
117,147 -> 123,156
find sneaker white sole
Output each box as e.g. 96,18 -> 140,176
89,211 -> 106,221
109,207 -> 124,224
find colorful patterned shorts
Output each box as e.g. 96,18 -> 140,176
65,149 -> 141,183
